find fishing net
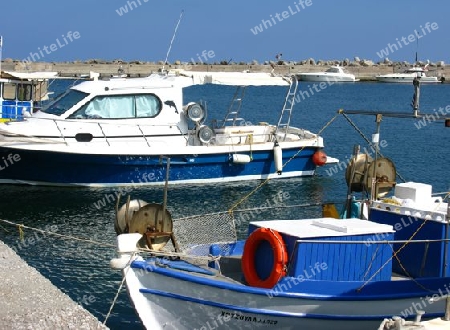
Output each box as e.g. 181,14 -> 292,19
171,211 -> 237,258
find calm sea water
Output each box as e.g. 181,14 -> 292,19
0,79 -> 448,329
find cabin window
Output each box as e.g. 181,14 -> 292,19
17,84 -> 32,101
41,89 -> 88,116
3,83 -> 16,100
135,95 -> 161,117
69,94 -> 162,119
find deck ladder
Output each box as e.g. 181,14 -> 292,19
221,86 -> 246,127
275,76 -> 298,141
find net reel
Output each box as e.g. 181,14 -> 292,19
115,195 -> 179,252
346,152 -> 397,199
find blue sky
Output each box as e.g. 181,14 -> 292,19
1,0 -> 449,63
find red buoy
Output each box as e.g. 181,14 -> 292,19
312,150 -> 327,166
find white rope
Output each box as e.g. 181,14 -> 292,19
103,252 -> 137,326
0,218 -> 116,247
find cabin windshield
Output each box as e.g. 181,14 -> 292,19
326,67 -> 340,73
41,89 -> 88,116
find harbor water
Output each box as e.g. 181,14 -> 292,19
0,79 -> 448,329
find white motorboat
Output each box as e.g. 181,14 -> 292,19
376,65 -> 441,83
296,66 -> 358,82
0,70 -> 333,186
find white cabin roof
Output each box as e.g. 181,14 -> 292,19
70,70 -> 291,94
250,218 -> 394,238
174,70 -> 290,86
1,71 -> 59,80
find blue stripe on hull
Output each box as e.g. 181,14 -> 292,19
138,287 -> 443,321
0,147 -> 318,186
131,259 -> 450,300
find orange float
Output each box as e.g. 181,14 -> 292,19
241,227 -> 288,288
312,150 -> 327,166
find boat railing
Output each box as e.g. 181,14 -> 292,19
46,117 -> 187,146
275,76 -> 298,141
0,102 -> 33,121
294,238 -> 450,244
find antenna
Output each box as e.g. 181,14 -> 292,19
162,10 -> 184,72
0,36 -> 3,76
415,37 -> 419,63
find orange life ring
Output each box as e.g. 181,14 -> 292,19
241,227 -> 288,288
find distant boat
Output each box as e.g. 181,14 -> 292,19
296,66 -> 358,82
0,71 -> 58,121
376,65 -> 441,83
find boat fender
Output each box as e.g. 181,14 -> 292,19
241,228 -> 288,289
232,154 -> 251,164
312,150 -> 327,166
273,142 -> 282,175
110,255 -> 132,269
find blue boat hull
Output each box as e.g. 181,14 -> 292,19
0,146 -> 318,186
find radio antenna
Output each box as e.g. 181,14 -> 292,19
162,10 -> 184,72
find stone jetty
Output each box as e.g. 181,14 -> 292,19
0,240 -> 108,330
1,57 -> 448,81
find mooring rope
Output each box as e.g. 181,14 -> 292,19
103,252 -> 137,326
0,218 -> 116,248
228,113 -> 340,214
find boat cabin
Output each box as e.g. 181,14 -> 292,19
0,71 -> 57,121
325,66 -> 345,74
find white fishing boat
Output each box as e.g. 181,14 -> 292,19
0,70 -> 58,121
296,66 -> 358,82
376,65 -> 441,83
0,70 -> 333,186
110,184 -> 450,330
110,77 -> 450,330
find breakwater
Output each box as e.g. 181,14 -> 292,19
1,60 -> 448,81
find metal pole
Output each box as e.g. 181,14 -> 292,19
445,296 -> 450,321
444,203 -> 450,277
370,114 -> 382,202
161,157 -> 170,226
412,77 -> 420,117
0,36 -> 3,76
346,145 -> 360,218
